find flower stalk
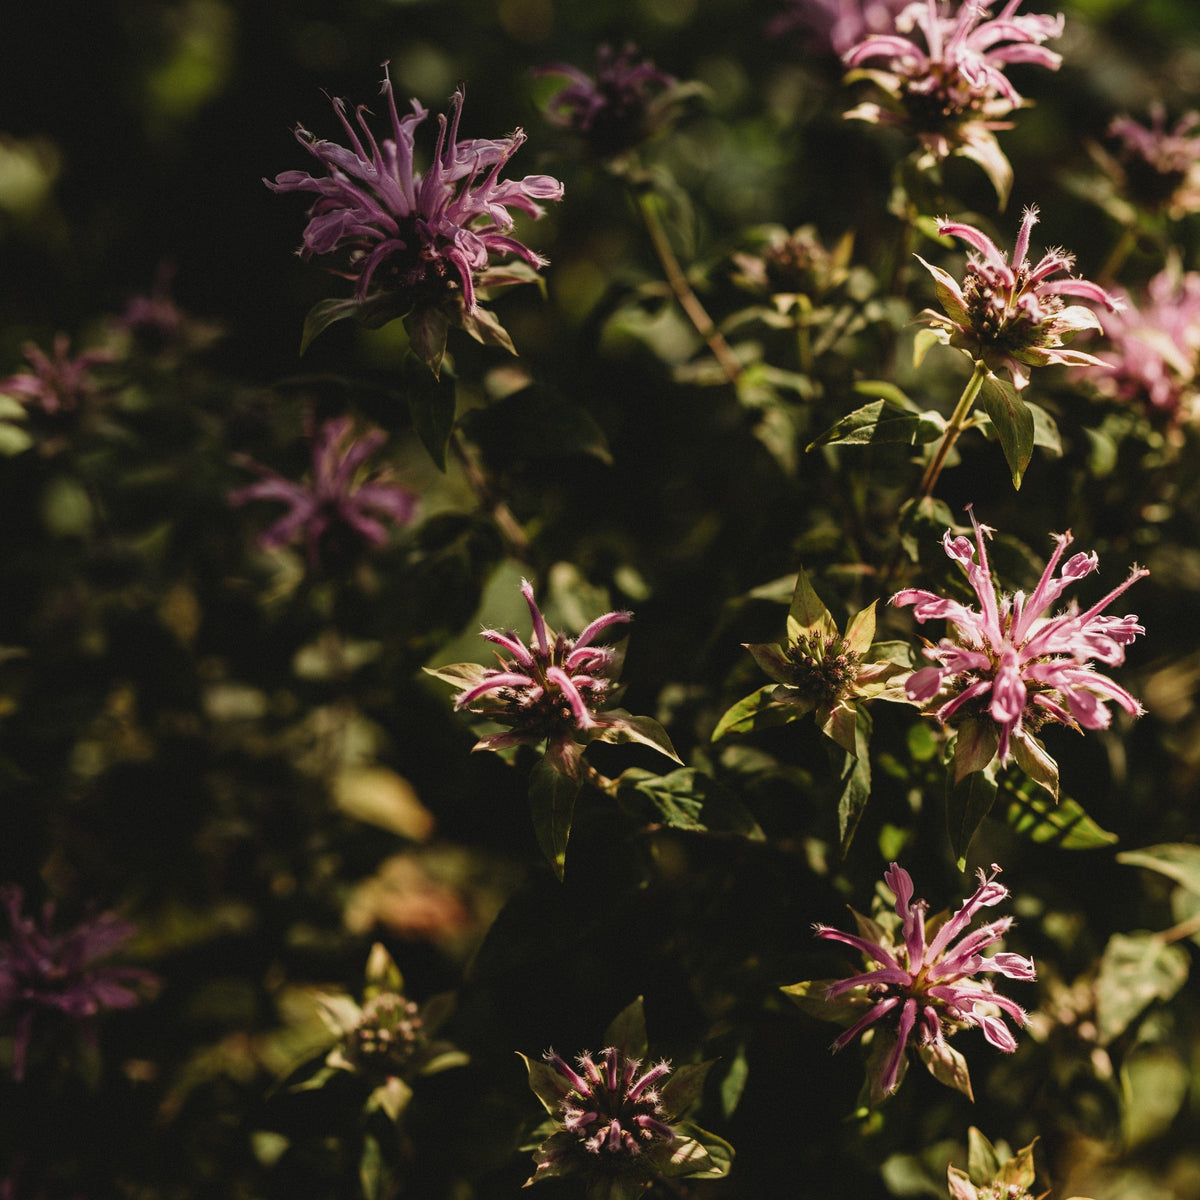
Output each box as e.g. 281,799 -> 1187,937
919,358 -> 988,499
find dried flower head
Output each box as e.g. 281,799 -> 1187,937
426,578 -> 679,782
916,205 -> 1122,389
228,414 -> 418,571
842,0 -> 1065,203
788,862 -> 1034,1104
892,508 -> 1146,790
0,885 -> 156,1081
537,44 -> 685,159
268,66 -> 564,369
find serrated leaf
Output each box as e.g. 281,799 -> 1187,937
807,400 -> 944,450
1094,932 -> 1189,1045
529,756 -> 580,881
1117,843 -> 1200,896
979,372 -> 1034,488
947,762 -> 997,870
616,767 -> 764,840
1002,776 -> 1117,850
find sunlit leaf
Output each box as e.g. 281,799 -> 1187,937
1094,932 -> 1189,1045
529,756 -> 580,881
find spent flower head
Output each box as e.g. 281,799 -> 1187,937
267,66 -> 564,371
892,508 -> 1147,791
537,44 -> 691,160
842,0 -> 1065,204
521,997 -> 733,1195
916,205 -> 1122,389
228,414 -> 418,572
787,862 -> 1034,1105
714,568 -> 913,755
426,578 -> 679,783
315,942 -> 467,1122
0,885 -> 157,1081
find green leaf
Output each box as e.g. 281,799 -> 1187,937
590,711 -> 682,764
1001,775 -> 1117,850
781,978 -> 869,1026
1009,730 -> 1059,800
1117,843 -> 1200,896
953,718 -> 999,783
745,641 -> 797,684
461,384 -> 613,468
1027,399 -> 1062,455
718,1045 -> 749,1119
978,372 -> 1034,488
404,366 -> 457,471
1122,1045 -> 1190,1150
404,304 -> 451,376
807,400 -> 944,450
912,325 -> 951,369
843,602 -> 877,658
995,1139 -> 1037,1191
299,292 -> 407,355
667,1123 -> 734,1180
366,1075 -> 413,1123
1094,931 -> 1190,1045
711,684 -> 796,741
966,1127 -> 1003,1185
787,567 -> 837,640
947,762 -> 997,871
359,1133 -> 395,1200
837,707 -> 872,853
529,756 -> 580,881
917,1038 -> 973,1101
616,767 -> 765,840
659,1061 -> 713,1116
852,379 -> 918,410
363,942 -> 403,998
604,996 -> 649,1060
518,1051 -> 574,1115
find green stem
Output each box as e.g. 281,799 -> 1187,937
633,185 -> 742,384
918,359 -> 988,500
1098,223 -> 1139,285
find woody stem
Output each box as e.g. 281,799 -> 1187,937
918,359 -> 989,500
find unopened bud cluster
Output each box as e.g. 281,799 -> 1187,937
344,993 -> 425,1076
785,632 -> 862,704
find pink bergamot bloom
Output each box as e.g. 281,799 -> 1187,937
1107,105 -> 1200,218
916,205 -> 1122,390
842,0 -> 1065,204
0,334 -> 113,418
229,414 -> 418,572
267,66 -> 564,371
425,578 -> 679,784
892,508 -> 1147,793
785,862 -> 1035,1105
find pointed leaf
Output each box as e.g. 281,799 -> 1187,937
995,1139 -> 1038,1190
1010,730 -> 1059,800
953,718 -> 999,782
1117,843 -> 1200,896
820,699 -> 859,757
367,1075 -> 413,1123
603,996 -> 648,1060
529,756 -> 580,881
364,942 -> 403,998
299,292 -> 408,355
666,1123 -> 734,1179
807,400 -> 944,450
947,762 -> 998,871
404,305 -> 451,377
745,641 -> 795,684
788,567 -> 837,640
718,1045 -> 749,1119
837,707 -> 872,853
979,372 -> 1034,488
616,767 -> 765,840
781,978 -> 870,1026
589,711 -> 682,764
844,602 -> 877,657
913,324 -> 952,369
405,367 -> 457,471
518,1052 -> 574,1115
458,302 -> 516,354
1002,775 -> 1117,850
659,1060 -> 714,1116
711,685 -> 795,741
422,661 -> 490,691
966,1127 -> 1003,1185
918,1038 -> 973,1101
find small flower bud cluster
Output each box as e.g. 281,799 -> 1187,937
786,633 -> 863,705
343,992 -> 425,1077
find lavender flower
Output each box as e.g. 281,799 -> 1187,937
229,414 -> 418,571
768,0 -> 912,58
268,66 -> 564,367
426,578 -> 679,782
0,885 -> 155,1081
521,998 -> 733,1192
892,508 -> 1147,789
794,862 -> 1034,1103
916,205 -> 1122,389
1107,106 -> 1200,218
842,1 -> 1065,203
1074,259 -> 1200,424
537,44 -> 684,159
0,334 -> 112,417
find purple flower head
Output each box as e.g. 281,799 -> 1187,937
112,264 -> 222,359
229,414 -> 418,571
892,508 -> 1147,779
916,206 -> 1122,389
427,579 -> 680,782
268,66 -> 563,367
814,862 -> 1035,1100
1107,106 -> 1200,217
537,44 -> 681,158
0,885 -> 156,1081
0,334 -> 113,417
1074,259 -> 1200,424
768,0 -> 912,58
842,1 -> 1064,202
